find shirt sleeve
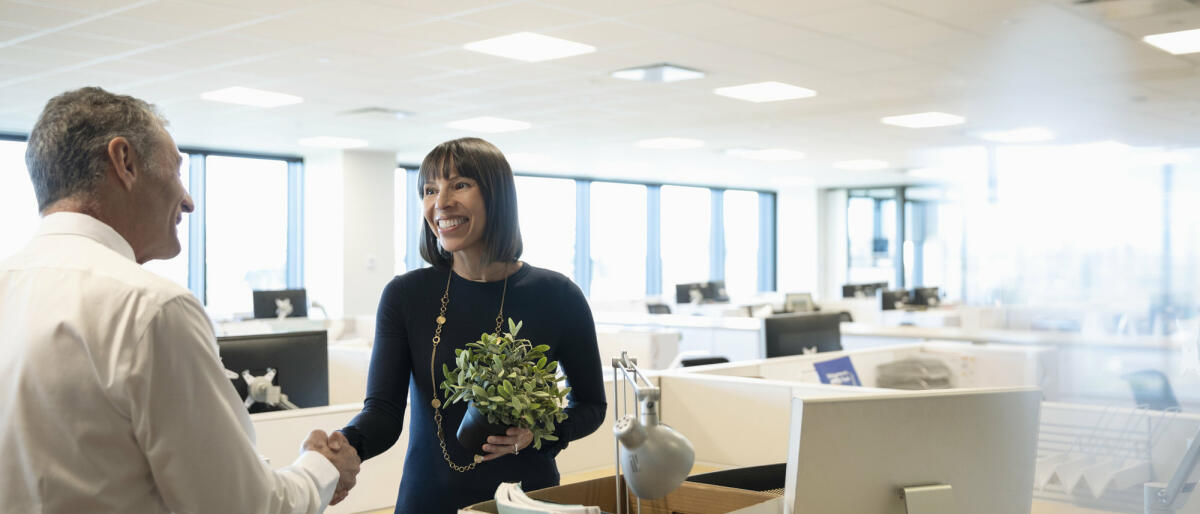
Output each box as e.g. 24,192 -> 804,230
340,277 -> 412,461
125,295 -> 339,514
538,279 -> 607,456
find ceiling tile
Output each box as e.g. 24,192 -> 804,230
787,4 -> 934,35
450,2 -> 593,32
70,15 -> 196,45
621,2 -> 764,36
0,1 -> 91,29
120,0 -> 274,31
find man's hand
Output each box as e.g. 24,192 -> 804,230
301,430 -> 361,506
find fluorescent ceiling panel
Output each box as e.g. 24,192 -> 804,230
445,116 -> 531,133
464,32 -> 595,62
977,127 -> 1055,143
635,137 -> 705,150
880,111 -> 965,128
200,86 -> 303,108
298,136 -> 368,149
834,159 -> 890,171
713,81 -> 817,103
725,148 -> 805,161
1143,28 -> 1200,55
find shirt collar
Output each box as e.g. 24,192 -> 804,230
36,212 -> 137,262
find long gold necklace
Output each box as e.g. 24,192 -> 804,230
429,264 -> 509,472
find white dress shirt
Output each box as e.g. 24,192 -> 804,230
0,212 -> 338,513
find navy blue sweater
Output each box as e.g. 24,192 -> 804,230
340,264 -> 606,513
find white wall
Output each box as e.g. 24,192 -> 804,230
305,149 -> 396,319
775,186 -> 820,298
818,188 -> 847,301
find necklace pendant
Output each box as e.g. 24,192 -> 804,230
436,315 -> 446,325
431,398 -> 441,408
474,454 -> 484,464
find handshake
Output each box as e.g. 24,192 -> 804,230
302,430 -> 362,505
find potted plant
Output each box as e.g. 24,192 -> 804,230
440,319 -> 571,453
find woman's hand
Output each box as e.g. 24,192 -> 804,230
480,427 -> 533,462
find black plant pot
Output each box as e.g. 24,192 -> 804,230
456,402 -> 509,453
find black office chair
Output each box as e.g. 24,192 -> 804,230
687,463 -> 786,493
680,356 -> 730,367
763,312 -> 843,358
647,303 -> 671,314
1122,369 -> 1180,411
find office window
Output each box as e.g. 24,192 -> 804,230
660,185 -> 711,296
590,182 -> 647,301
723,189 -> 759,299
514,176 -> 576,281
204,155 -> 289,317
0,140 -> 38,261
394,167 -> 408,276
142,153 -> 190,287
847,189 -> 896,287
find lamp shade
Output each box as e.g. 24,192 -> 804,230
614,414 -> 695,499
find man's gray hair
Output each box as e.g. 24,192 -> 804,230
25,87 -> 168,211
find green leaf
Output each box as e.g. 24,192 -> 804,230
542,434 -> 558,441
533,344 -> 550,353
488,396 -> 504,402
471,385 -> 487,397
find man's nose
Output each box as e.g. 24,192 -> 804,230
181,193 -> 195,213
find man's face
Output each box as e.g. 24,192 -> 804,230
134,126 -> 193,264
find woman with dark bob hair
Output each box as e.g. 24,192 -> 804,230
338,137 -> 606,513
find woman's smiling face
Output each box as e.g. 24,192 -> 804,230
423,169 -> 487,256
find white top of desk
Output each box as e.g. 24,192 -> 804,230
841,322 -> 1188,349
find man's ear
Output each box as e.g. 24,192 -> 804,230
107,136 -> 137,191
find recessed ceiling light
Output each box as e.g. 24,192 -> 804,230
977,126 -> 1056,143
880,111 -> 965,128
463,32 -> 595,62
612,63 -> 705,82
200,86 -> 303,108
445,116 -> 531,133
298,136 -> 369,149
1143,28 -> 1200,55
834,159 -> 890,171
725,148 -> 806,161
713,81 -> 817,103
635,137 -> 705,150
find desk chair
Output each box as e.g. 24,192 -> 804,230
647,303 -> 671,314
680,356 -> 729,367
1122,369 -> 1180,411
687,463 -> 786,494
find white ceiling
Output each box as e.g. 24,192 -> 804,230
2,0 -> 1200,189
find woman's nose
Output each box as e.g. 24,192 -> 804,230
434,188 -> 453,208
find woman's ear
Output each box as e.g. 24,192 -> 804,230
106,136 -> 137,191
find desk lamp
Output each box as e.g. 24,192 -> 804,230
1145,422 -> 1199,512
612,351 -> 694,509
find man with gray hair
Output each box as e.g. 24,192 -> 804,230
0,87 -> 360,513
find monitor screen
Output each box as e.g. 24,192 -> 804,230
880,289 -> 909,310
764,312 -> 843,357
675,283 -> 704,304
217,330 -> 328,412
912,287 -> 940,307
702,280 -> 729,303
252,289 -> 308,319
841,282 -> 888,299
784,388 -> 1041,514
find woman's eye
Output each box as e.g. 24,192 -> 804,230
455,181 -> 470,190
423,187 -> 436,196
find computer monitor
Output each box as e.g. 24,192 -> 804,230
911,287 -> 940,307
880,289 -> 909,310
217,330 -> 328,412
252,289 -> 308,319
647,303 -> 671,314
841,282 -> 888,299
764,312 -> 843,358
783,292 -> 815,313
784,388 -> 1041,514
702,280 -> 729,302
675,281 -> 730,304
675,283 -> 704,304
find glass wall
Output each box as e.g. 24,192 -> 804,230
204,156 -> 290,317
514,176 -> 577,281
723,189 -> 760,299
846,188 -> 898,287
659,185 -> 712,297
589,182 -> 647,301
0,140 -> 40,261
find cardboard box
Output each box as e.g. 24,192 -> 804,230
460,475 -> 783,514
